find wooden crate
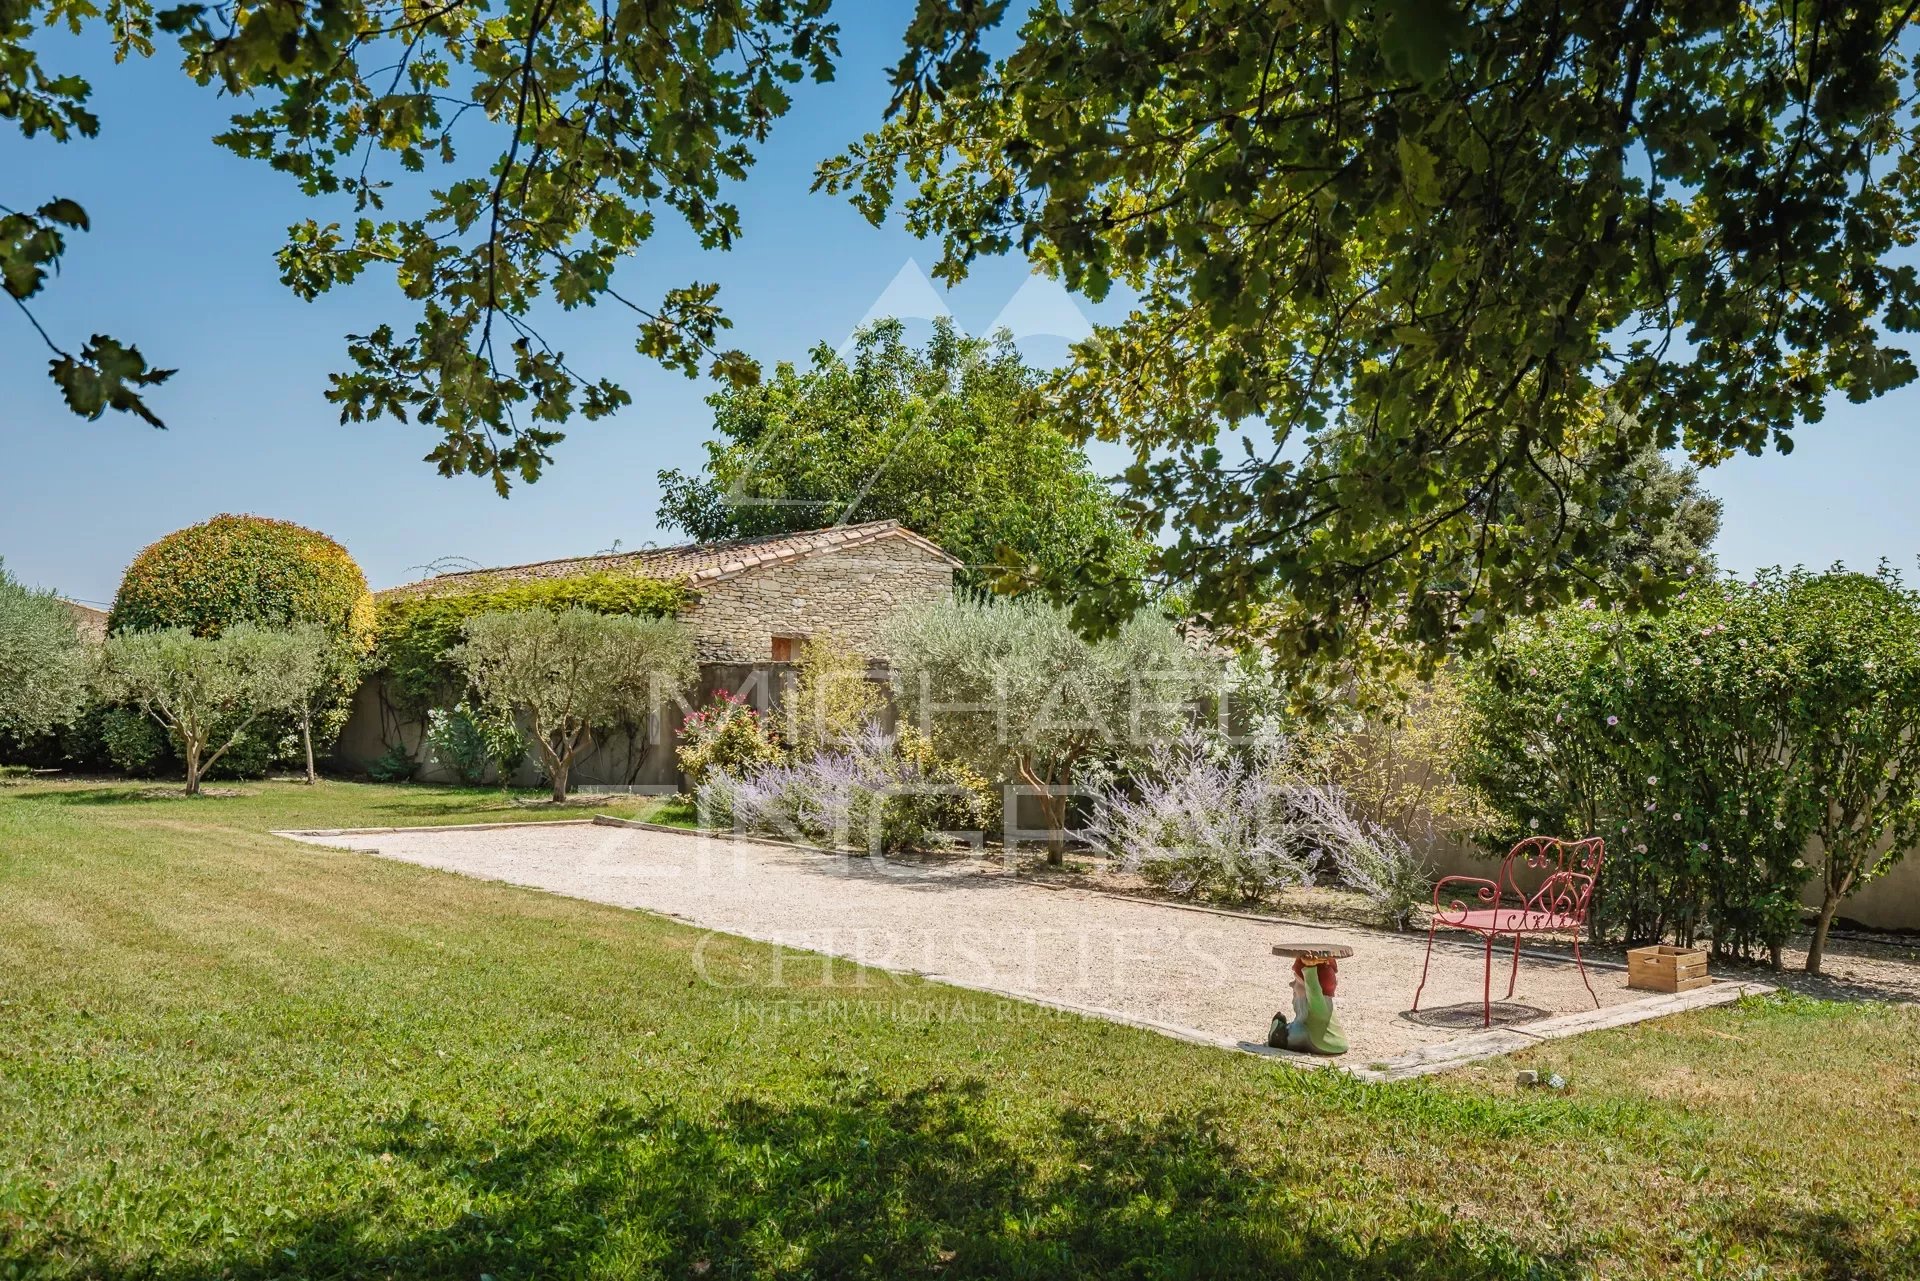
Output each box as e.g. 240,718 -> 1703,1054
1626,944 -> 1711,992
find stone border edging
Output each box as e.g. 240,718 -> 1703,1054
275,818 -> 597,838
1346,979 -> 1777,1082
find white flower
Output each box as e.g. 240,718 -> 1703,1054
1647,776 -> 1658,786
1793,858 -> 1807,870
1634,843 -> 1648,854
1529,817 -> 1540,830
1606,715 -> 1620,727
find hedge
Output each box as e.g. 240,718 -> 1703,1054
376,571 -> 690,714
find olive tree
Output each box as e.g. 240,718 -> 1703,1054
98,625 -> 317,795
451,609 -> 697,802
885,595 -> 1210,863
278,624 -> 348,785
0,561 -> 89,743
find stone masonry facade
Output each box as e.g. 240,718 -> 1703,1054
683,533 -> 957,662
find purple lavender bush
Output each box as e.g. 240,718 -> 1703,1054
1083,731 -> 1321,901
1291,783 -> 1431,930
697,725 -> 989,855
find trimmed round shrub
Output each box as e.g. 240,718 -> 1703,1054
110,514 -> 374,642
108,515 -> 375,770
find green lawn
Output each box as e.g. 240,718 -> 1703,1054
1,779 -> 1915,1279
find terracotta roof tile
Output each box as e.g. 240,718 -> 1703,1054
377,519 -> 961,601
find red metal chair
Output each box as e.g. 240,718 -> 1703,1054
1412,836 -> 1605,1027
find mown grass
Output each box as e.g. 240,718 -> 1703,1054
0,779 -> 1915,1279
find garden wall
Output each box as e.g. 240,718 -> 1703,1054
334,662 -> 807,790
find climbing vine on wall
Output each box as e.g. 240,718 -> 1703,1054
375,572 -> 691,715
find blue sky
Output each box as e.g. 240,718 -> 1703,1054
4,8 -> 1917,605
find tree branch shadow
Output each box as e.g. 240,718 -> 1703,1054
9,1074 -> 1587,1280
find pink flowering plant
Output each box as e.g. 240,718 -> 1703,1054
675,690 -> 784,789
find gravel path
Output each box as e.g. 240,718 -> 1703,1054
291,822 -> 1680,1061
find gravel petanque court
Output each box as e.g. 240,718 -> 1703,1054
284,820 -> 1716,1065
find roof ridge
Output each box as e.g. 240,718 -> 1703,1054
377,518 -> 932,596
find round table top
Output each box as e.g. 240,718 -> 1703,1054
1271,942 -> 1355,961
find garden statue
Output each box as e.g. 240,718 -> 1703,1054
1268,944 -> 1352,1055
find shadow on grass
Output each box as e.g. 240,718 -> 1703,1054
16,785 -> 201,806
10,1076 -> 1587,1281
1720,1204 -> 1920,1281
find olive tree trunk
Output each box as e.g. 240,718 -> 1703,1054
300,706 -> 318,785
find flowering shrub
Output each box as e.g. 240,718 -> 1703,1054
1083,731 -> 1322,902
676,690 -> 783,788
697,724 -> 986,854
1461,575 -> 1823,964
1290,784 -> 1430,930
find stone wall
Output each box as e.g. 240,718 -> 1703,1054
335,662 -> 807,789
334,533 -> 955,786
684,534 -> 956,662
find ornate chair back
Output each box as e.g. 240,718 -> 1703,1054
1501,835 -> 1605,925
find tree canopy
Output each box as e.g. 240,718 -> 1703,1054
451,607 -> 696,801
823,1 -> 1920,665
883,593 -> 1210,860
657,318 -> 1149,594
98,623 -> 323,795
0,559 -> 88,740
12,2 -> 1910,667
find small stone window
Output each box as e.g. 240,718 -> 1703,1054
770,634 -> 806,662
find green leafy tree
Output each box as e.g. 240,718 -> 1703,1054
658,319 -> 1149,594
8,0 -> 837,485
0,560 -> 88,741
451,608 -> 696,802
1461,576 -> 1856,968
1782,569 -> 1920,973
3,0 -> 173,427
824,2 -> 1920,667
98,624 -> 318,795
109,515 -> 376,768
375,571 -> 687,720
885,595 -> 1210,863
277,623 -> 338,785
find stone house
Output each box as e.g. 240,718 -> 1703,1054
334,519 -> 961,786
